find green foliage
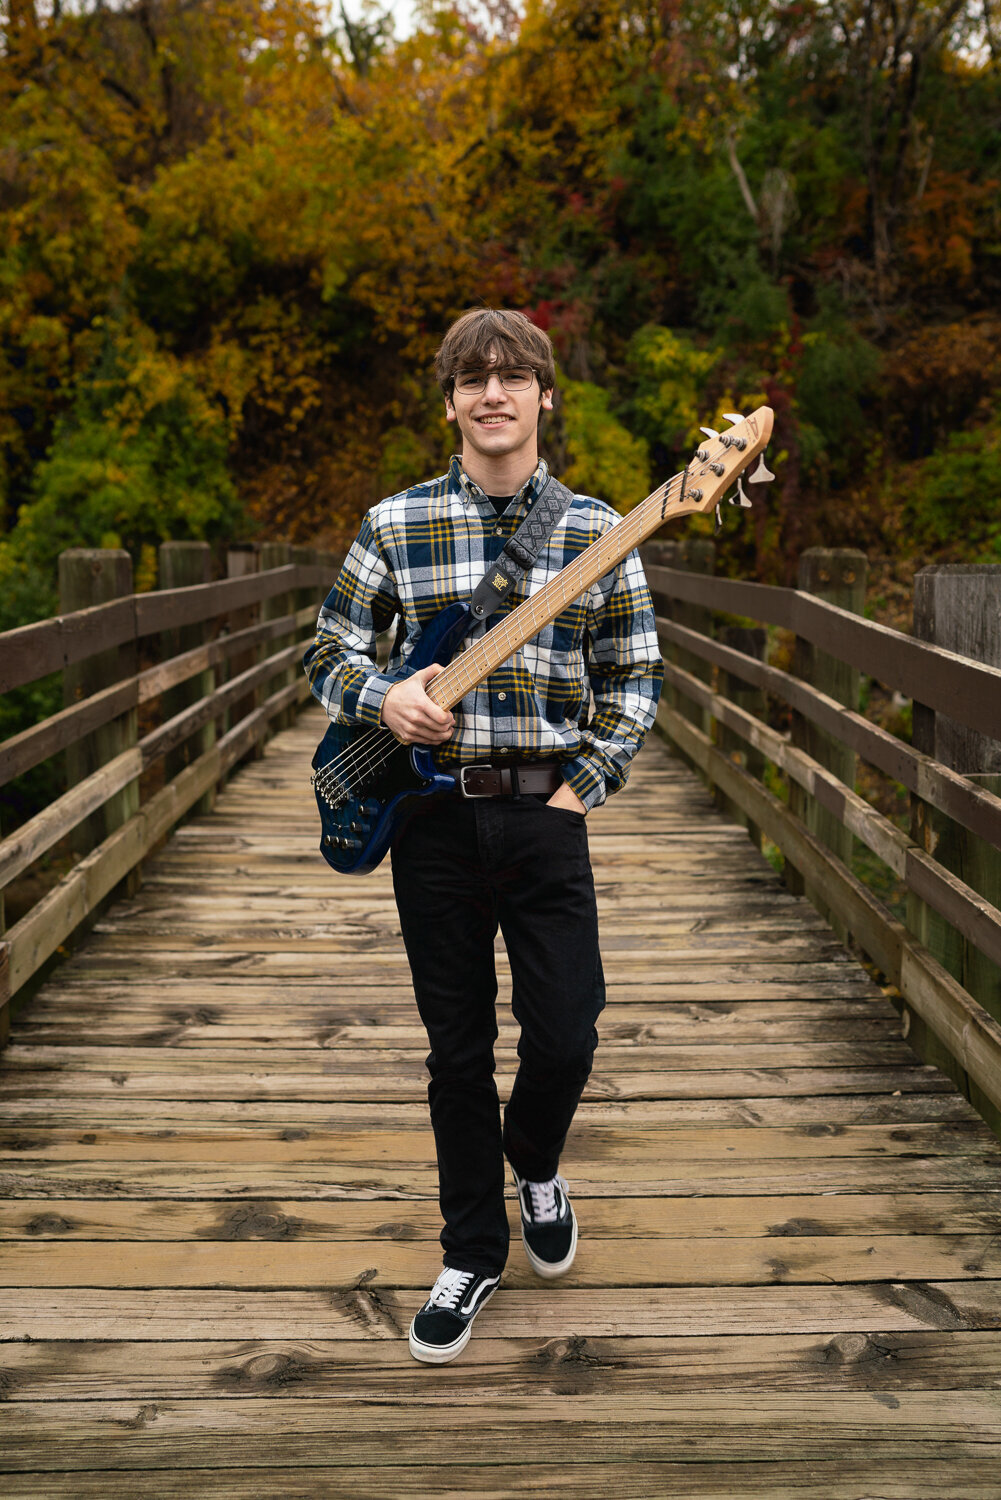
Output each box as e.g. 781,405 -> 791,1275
379,425 -> 435,496
25,407 -> 240,563
4,326 -> 245,580
900,417 -> 1001,557
625,326 -> 721,450
0,318 -> 246,830
796,317 -> 882,479
700,254 -> 791,345
0,553 -> 63,834
560,377 -> 650,513
0,0 -> 1000,616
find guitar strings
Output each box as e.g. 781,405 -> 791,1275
313,725 -> 401,803
314,462 -> 693,804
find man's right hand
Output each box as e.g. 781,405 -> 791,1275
381,664 -> 455,745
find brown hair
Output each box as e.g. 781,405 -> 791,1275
434,308 -> 557,396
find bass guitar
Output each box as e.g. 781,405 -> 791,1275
311,406 -> 774,874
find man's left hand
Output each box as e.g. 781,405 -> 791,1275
547,782 -> 587,815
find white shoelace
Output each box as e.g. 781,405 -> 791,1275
526,1174 -> 567,1224
427,1267 -> 475,1310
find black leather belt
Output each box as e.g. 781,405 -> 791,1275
457,760 -> 564,799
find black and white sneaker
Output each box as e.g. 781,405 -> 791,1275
511,1169 -> 578,1278
408,1267 -> 500,1364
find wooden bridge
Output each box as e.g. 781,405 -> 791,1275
2,542 -> 1001,1494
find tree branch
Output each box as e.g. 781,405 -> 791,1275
725,129 -> 759,224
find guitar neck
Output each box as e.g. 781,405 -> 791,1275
424,404 -> 773,712
425,473 -> 679,712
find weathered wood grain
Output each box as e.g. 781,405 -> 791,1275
4,1155 -> 998,1199
4,1329 -> 1001,1399
2,1191 -> 996,1241
2,1391 -> 1000,1471
2,710 -> 998,1493
0,1039 -> 927,1070
0,1121 -> 993,1162
2,1462 -> 999,1498
4,1234 -> 1001,1289
0,1090 -> 979,1127
4,1281 -> 998,1340
0,1064 -> 956,1102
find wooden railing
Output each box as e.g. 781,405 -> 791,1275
644,542 -> 1001,1136
5,534 -> 1000,1142
0,542 -> 340,1038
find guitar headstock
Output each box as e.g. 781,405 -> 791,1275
665,406 -> 775,531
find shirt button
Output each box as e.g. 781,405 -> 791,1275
498,692 -> 507,701
494,527 -> 503,536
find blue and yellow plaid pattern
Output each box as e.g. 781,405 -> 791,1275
303,456 -> 663,809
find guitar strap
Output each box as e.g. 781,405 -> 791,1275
468,474 -> 576,624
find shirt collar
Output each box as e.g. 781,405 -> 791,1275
448,454 -> 550,513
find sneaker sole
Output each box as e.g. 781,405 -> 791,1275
522,1203 -> 578,1279
408,1318 -> 473,1364
407,1285 -> 498,1365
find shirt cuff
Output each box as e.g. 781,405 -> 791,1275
354,670 -> 396,727
561,756 -> 608,811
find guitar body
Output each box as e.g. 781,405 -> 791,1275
311,602 -> 472,875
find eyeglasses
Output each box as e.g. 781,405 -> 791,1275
452,366 -> 536,395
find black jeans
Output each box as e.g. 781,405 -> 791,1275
391,792 -> 605,1277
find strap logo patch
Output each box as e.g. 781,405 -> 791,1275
490,572 -> 508,591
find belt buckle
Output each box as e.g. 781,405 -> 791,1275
459,763 -> 495,799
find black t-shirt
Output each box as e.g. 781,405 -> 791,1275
487,495 -> 514,516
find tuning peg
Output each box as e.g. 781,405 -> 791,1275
700,426 -> 720,442
722,412 -> 745,424
737,476 -> 752,508
714,503 -> 723,534
748,454 -> 775,484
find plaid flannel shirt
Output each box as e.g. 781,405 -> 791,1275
303,456 -> 664,810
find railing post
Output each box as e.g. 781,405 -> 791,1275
0,811 -> 7,1045
786,548 -> 868,939
907,564 -> 1001,1128
642,539 -> 676,702
159,541 -> 215,816
716,626 -> 767,849
59,549 -> 139,861
260,540 -> 294,732
225,543 -> 262,752
674,537 -> 715,736
293,545 -> 321,713
291,544 -> 318,613
654,537 -> 714,780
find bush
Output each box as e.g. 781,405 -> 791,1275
0,331 -> 247,830
901,417 -> 1001,557
560,376 -> 650,512
14,398 -> 243,578
625,325 -> 720,453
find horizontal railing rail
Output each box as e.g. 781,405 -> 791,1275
655,615 -> 1001,855
646,563 -> 1001,744
0,563 -> 331,695
0,545 -> 340,1033
645,544 -> 1001,1135
0,605 -> 317,787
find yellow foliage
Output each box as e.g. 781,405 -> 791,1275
560,375 -> 650,513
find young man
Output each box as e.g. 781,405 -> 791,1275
304,308 -> 663,1363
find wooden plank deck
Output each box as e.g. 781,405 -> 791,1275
2,707 -> 1000,1497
